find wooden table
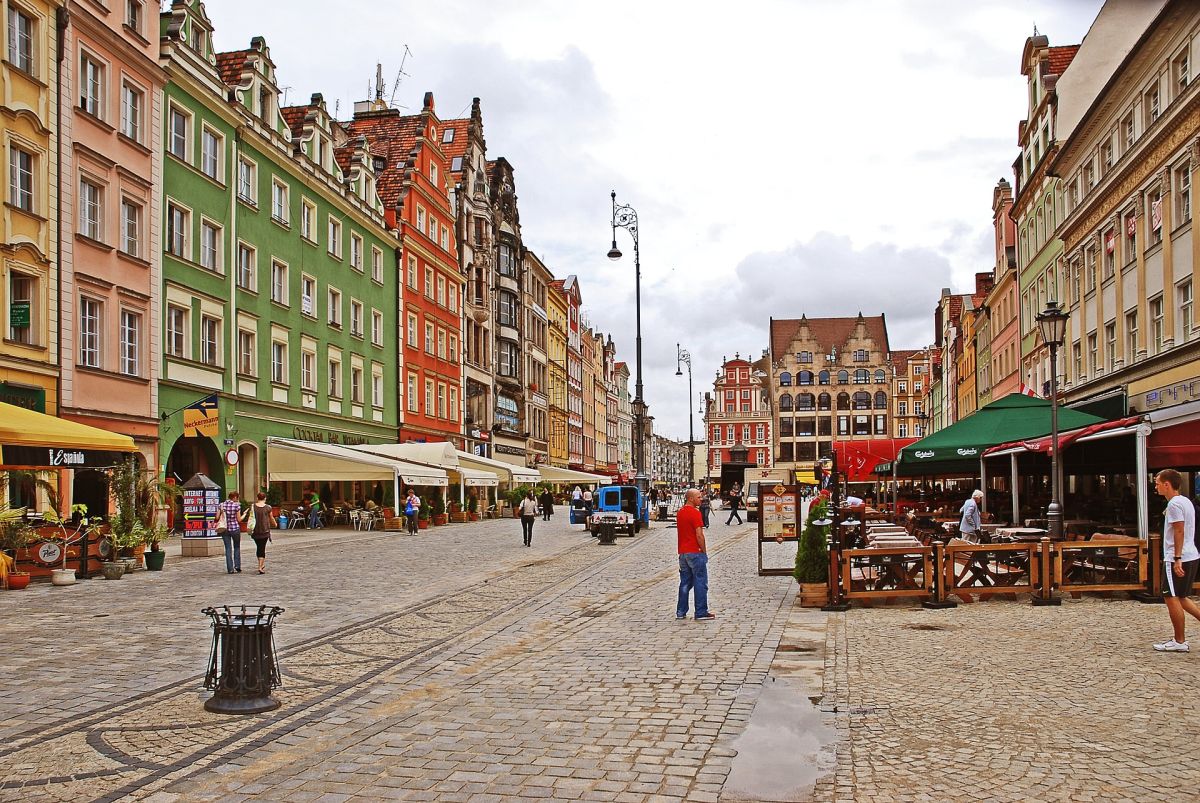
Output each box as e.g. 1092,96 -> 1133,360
995,527 -> 1047,541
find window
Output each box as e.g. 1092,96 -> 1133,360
1181,280 -> 1194,344
874,391 -> 887,409
1087,333 -> 1098,376
119,310 -> 139,376
1175,49 -> 1191,93
327,216 -> 341,256
837,370 -> 849,384
1122,114 -> 1136,153
425,379 -> 434,414
1146,83 -> 1161,127
837,416 -> 849,436
352,366 -> 364,404
407,312 -> 417,346
300,349 -> 315,391
350,233 -> 363,271
1125,212 -> 1137,263
168,106 -> 189,161
448,334 -> 458,363
120,84 -> 142,141
79,298 -> 101,368
1150,295 -> 1164,355
165,305 -> 186,357
818,392 -> 831,411
372,368 -> 383,408
854,349 -> 868,362
1176,163 -> 1191,224
327,287 -> 341,326
271,261 -> 288,305
899,423 -> 908,438
199,220 -> 220,270
271,341 -> 286,383
1074,341 -> 1084,379
299,276 -> 315,316
498,244 -> 515,277
350,300 -> 363,337
371,310 -> 383,346
271,180 -> 288,223
166,203 -> 188,257
1085,247 -> 1096,292
424,266 -> 434,298
415,206 -> 425,232
200,316 -> 219,366
80,53 -> 104,117
779,372 -> 792,387
898,400 -> 908,415
238,329 -> 255,375
437,328 -> 446,359
8,7 -> 33,74
8,146 -> 33,210
449,385 -> 457,420
371,247 -> 383,283
120,200 -> 140,257
451,156 -> 462,172
406,255 -> 417,289
1126,310 -> 1139,359
498,340 -> 519,377
237,157 -> 256,203
328,357 -> 342,398
79,179 -> 102,240
125,0 -> 142,33
200,128 -> 220,179
407,373 -> 417,412
424,321 -> 434,354
498,290 -> 518,326
237,243 -> 255,290
1105,322 -> 1117,371
300,199 -> 315,241
1103,229 -> 1115,279
854,369 -> 869,384
436,275 -> 446,306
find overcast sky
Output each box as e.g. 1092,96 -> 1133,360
201,0 -> 1104,441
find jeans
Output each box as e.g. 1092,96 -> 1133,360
701,508 -> 710,528
405,512 -> 418,534
309,509 -> 323,529
521,515 -> 535,545
676,552 -> 710,618
221,531 -> 241,572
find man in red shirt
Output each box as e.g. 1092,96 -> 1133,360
676,489 -> 715,620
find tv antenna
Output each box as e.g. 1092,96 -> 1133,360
389,45 -> 412,108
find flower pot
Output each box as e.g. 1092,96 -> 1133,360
417,518 -> 429,530
449,512 -> 468,523
51,568 -> 76,586
101,561 -> 125,580
468,512 -> 480,522
432,514 -> 448,526
6,572 -> 31,590
144,550 -> 166,571
798,582 -> 828,608
122,557 -> 137,574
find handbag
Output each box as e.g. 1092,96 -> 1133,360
246,509 -> 257,532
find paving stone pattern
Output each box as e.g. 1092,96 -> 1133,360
0,518 -> 797,802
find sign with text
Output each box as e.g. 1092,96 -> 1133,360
181,488 -> 220,539
758,484 -> 801,577
183,394 -> 219,438
0,446 -> 127,468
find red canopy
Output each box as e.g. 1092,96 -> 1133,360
982,415 -> 1141,457
1149,417 -> 1200,469
833,438 -> 917,483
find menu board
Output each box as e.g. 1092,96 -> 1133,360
760,487 -> 798,541
758,483 -> 802,576
182,488 -> 220,539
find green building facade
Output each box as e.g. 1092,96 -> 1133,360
158,1 -> 399,498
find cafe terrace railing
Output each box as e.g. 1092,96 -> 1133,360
826,535 -> 1162,607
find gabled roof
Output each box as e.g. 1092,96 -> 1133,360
889,349 -> 920,372
215,49 -> 252,87
440,118 -> 471,172
344,109 -> 424,210
770,315 -> 890,361
1047,44 -> 1080,76
280,104 -> 312,140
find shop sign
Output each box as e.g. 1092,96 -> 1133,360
0,382 -> 45,412
182,487 -> 220,539
9,301 -> 30,327
183,394 -> 219,438
1,446 -> 127,468
1136,378 -> 1200,411
291,426 -> 368,445
494,444 -> 525,456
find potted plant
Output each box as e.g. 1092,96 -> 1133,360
0,504 -> 33,590
431,491 -> 447,526
108,457 -> 179,570
794,496 -> 832,607
417,503 -> 430,530
507,486 -> 531,517
466,495 -> 479,521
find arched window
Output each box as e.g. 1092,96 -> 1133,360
779,371 -> 792,387
874,391 -> 887,409
798,370 -> 814,385
838,370 -> 849,384
853,391 -> 871,410
778,393 -> 793,411
837,392 -> 850,410
818,392 -> 831,411
875,369 -> 886,384
818,370 -> 830,385
797,393 -> 815,411
855,369 -> 870,384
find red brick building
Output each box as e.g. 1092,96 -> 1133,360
348,92 -> 463,444
704,353 -> 772,485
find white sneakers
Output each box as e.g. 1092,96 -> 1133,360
1153,639 -> 1191,652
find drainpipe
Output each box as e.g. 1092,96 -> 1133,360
55,5 -> 69,414
228,128 -> 241,494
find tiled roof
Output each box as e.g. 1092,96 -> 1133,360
770,315 -> 890,362
344,109 -> 425,210
215,49 -> 252,87
1047,45 -> 1080,76
280,104 -> 313,140
889,349 -> 920,372
440,118 -> 471,174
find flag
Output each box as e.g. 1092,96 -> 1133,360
1019,383 -> 1038,397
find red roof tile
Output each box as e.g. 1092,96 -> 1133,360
344,109 -> 425,210
280,104 -> 313,140
215,49 -> 252,87
440,118 -> 471,173
770,315 -> 890,363
1047,45 -> 1080,76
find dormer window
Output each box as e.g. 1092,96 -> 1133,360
373,156 -> 386,172
442,128 -> 455,143
190,25 -> 204,54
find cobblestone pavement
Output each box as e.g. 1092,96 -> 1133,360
817,596 -> 1200,803
0,516 -> 808,802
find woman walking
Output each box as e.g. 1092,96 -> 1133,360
519,490 -> 539,547
249,492 -> 277,574
539,488 -> 555,522
216,491 -> 242,574
404,489 -> 421,535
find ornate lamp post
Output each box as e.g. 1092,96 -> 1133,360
676,344 -> 694,486
1035,300 -> 1069,542
608,191 -> 647,492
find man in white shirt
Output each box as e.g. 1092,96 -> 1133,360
1153,469 -> 1200,652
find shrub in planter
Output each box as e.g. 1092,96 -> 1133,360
466,495 -> 479,521
431,491 -> 447,525
794,498 -> 832,606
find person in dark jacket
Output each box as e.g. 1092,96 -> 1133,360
539,488 -> 555,522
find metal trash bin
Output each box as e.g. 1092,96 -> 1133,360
597,521 -> 618,546
202,604 -> 285,714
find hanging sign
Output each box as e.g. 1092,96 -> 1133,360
183,394 -> 219,438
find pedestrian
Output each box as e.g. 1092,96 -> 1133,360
216,491 -> 242,574
725,485 -> 743,526
1153,469 -> 1200,652
307,492 -> 324,529
676,488 -> 715,620
958,490 -> 984,541
519,490 -> 539,546
404,489 -> 421,535
572,485 -> 583,503
699,490 -> 711,528
582,486 -> 593,513
539,487 -> 555,522
248,492 -> 277,574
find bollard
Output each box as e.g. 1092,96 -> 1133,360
202,605 -> 285,714
822,534 -> 850,612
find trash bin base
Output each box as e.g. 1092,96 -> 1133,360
204,694 -> 281,715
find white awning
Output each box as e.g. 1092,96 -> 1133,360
457,451 -> 540,484
350,443 -> 500,488
537,465 -> 612,485
266,438 -> 448,486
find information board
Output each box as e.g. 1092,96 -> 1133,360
757,484 -> 802,576
182,487 -> 220,539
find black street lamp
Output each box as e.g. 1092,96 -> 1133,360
609,190 -> 647,492
676,344 -> 694,486
1035,300 -> 1069,543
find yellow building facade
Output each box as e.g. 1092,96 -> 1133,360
547,280 -> 569,467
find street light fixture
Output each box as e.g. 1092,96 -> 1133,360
1035,300 -> 1069,544
676,344 -> 694,486
609,190 -> 647,492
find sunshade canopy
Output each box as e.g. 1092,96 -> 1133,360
833,438 -> 917,483
537,465 -> 612,485
457,451 -> 540,484
351,443 -> 499,487
266,438 -> 447,486
0,401 -> 137,466
895,393 -> 1106,477
983,415 -> 1142,457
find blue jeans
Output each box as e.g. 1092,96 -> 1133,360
309,509 -> 322,528
701,507 -> 710,528
677,552 -> 710,618
221,532 -> 241,572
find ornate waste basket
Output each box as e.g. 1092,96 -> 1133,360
201,605 -> 285,714
597,521 -> 618,546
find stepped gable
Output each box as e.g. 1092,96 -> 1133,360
770,315 -> 890,359
344,109 -> 424,210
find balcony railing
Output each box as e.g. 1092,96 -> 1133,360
706,410 -> 771,421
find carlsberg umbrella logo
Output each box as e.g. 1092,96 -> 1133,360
956,448 -> 978,456
914,450 -> 935,459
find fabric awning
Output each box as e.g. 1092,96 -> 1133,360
833,438 -> 917,483
1148,415 -> 1200,469
350,443 -> 500,487
983,415 -> 1143,457
0,400 -> 137,466
266,438 -> 447,486
537,465 -> 611,485
458,451 -> 540,484
895,393 -> 1106,477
